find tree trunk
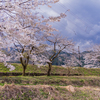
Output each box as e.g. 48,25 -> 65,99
47,63 -> 52,76
68,67 -> 70,76
22,66 -> 26,76
20,57 -> 28,76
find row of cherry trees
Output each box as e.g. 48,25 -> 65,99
0,0 -> 75,76
0,0 -> 99,76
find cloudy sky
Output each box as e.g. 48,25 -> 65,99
39,0 -> 100,51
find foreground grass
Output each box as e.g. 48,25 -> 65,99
0,76 -> 100,99
1,63 -> 100,76
0,83 -> 100,100
0,76 -> 100,87
1,63 -> 100,99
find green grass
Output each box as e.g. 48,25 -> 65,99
0,76 -> 100,87
72,90 -> 90,100
1,63 -> 100,99
1,63 -> 100,76
0,83 -> 96,100
1,83 -> 99,100
0,63 -> 10,72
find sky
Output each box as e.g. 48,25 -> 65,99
39,0 -> 100,51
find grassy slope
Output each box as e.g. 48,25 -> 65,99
1,63 -> 100,99
1,63 -> 100,76
0,76 -> 100,100
0,76 -> 100,87
0,84 -> 99,100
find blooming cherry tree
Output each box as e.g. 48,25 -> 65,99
42,34 -> 74,76
84,45 -> 100,68
0,0 -> 67,75
0,34 -> 15,71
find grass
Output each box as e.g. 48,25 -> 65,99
1,63 -> 100,76
72,90 -> 90,100
0,83 -> 100,100
0,76 -> 100,87
1,62 -> 100,99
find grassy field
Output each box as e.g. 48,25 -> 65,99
0,83 -> 100,100
0,76 -> 100,87
1,63 -> 100,99
0,76 -> 100,100
1,63 -> 100,76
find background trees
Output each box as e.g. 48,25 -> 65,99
84,45 -> 100,68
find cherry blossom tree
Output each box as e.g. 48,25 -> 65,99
0,0 -> 67,75
58,46 -> 83,75
0,32 -> 15,71
84,45 -> 100,68
60,52 -> 82,75
62,55 -> 82,67
0,52 -> 15,71
42,34 -> 74,76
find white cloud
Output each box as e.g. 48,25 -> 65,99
75,40 -> 93,51
46,10 -> 59,17
37,0 -> 100,51
59,0 -> 71,4
89,24 -> 100,36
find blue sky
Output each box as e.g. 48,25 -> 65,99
39,0 -> 100,51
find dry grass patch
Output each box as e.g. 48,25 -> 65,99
0,84 -> 100,100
